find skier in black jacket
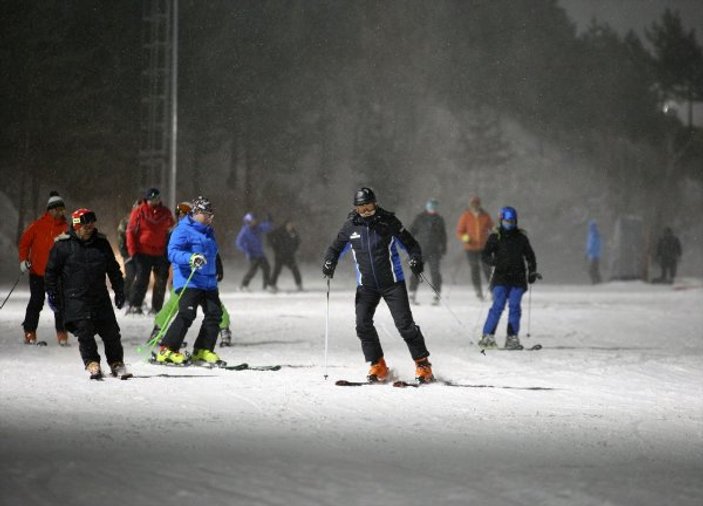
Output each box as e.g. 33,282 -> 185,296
268,220 -> 303,292
479,206 -> 538,350
322,187 -> 434,383
408,198 -> 447,305
44,208 -> 127,379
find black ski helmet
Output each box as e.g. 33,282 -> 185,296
353,187 -> 377,206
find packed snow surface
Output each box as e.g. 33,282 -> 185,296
1,275 -> 702,506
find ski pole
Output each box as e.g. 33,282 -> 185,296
418,272 -> 474,345
137,266 -> 198,354
0,273 -> 23,310
323,277 -> 330,380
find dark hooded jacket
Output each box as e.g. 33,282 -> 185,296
481,226 -> 537,290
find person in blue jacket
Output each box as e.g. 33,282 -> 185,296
586,219 -> 602,284
156,196 -> 224,366
235,212 -> 274,291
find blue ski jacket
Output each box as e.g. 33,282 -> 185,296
235,220 -> 272,259
168,215 -> 219,291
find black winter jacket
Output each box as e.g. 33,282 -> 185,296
324,207 -> 422,289
481,227 -> 537,289
268,225 -> 301,261
409,212 -> 447,257
44,228 -> 124,324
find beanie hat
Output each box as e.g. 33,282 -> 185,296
46,191 -> 65,210
243,212 -> 256,223
145,187 -> 161,200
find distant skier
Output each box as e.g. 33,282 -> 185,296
322,187 -> 434,383
479,206 -> 539,350
654,227 -> 682,284
408,198 -> 447,305
116,199 -> 142,302
268,220 -> 303,292
44,208 -> 127,379
235,212 -> 274,292
456,196 -> 494,300
155,196 -> 224,366
585,219 -> 602,284
18,191 -> 69,346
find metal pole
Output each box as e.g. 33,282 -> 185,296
0,273 -> 23,310
168,0 -> 178,213
323,277 -> 330,379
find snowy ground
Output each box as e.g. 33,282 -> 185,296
1,271 -> 702,506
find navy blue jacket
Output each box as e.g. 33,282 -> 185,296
482,226 -> 537,290
324,208 -> 422,289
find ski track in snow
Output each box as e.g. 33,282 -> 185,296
0,278 -> 702,506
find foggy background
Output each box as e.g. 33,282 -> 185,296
1,0 -> 702,283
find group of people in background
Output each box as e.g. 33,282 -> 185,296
16,186 -> 685,380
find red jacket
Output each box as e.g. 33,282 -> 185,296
126,202 -> 174,257
18,212 -> 69,276
456,209 -> 494,252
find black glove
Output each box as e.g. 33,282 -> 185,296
322,259 -> 336,278
114,291 -> 125,309
409,257 -> 424,276
528,272 -> 542,284
47,292 -> 59,313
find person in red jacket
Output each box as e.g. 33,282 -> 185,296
125,188 -> 175,315
18,191 -> 69,345
456,196 -> 494,300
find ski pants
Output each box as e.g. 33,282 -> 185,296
466,250 -> 492,296
408,253 -> 442,294
660,260 -> 678,283
123,256 -> 137,301
161,288 -> 222,352
355,282 -> 430,363
482,285 -> 526,337
23,274 -> 65,333
270,255 -> 302,288
130,253 -> 170,311
588,258 -> 601,284
66,312 -> 123,367
154,288 -> 230,330
241,256 -> 271,289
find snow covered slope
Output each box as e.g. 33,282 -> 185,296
1,279 -> 701,506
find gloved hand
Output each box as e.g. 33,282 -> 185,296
189,253 -> 207,269
20,260 -> 31,274
409,257 -> 424,276
114,290 -> 125,309
47,292 -> 59,312
322,259 -> 336,278
461,234 -> 471,244
528,272 -> 542,284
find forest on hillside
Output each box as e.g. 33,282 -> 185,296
1,0 -> 701,271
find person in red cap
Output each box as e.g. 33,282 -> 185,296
44,208 -> 127,379
456,196 -> 494,300
17,191 -> 69,345
125,188 -> 175,314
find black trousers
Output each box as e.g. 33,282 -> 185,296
660,260 -> 678,283
130,254 -> 170,311
66,311 -> 123,366
161,288 -> 223,352
241,257 -> 271,288
22,274 -> 65,333
270,255 -> 302,287
123,257 -> 137,301
466,250 -> 492,296
588,259 -> 602,284
408,253 -> 442,294
355,282 -> 430,363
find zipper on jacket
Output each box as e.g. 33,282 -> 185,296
365,227 -> 380,288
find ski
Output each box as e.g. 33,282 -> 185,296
393,379 -> 436,388
90,373 -> 104,381
335,379 -> 389,386
480,344 -> 542,354
27,341 -> 48,347
148,358 -> 280,371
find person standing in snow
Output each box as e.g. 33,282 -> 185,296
44,208 -> 127,379
478,206 -> 539,350
408,198 -> 447,305
585,219 -> 602,284
322,187 -> 434,383
155,197 -> 224,366
235,212 -> 274,292
125,188 -> 175,315
654,227 -> 682,284
268,220 -> 303,292
456,196 -> 494,300
117,199 -> 142,302
17,191 -> 69,346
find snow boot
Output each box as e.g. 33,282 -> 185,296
126,305 -> 143,315
109,361 -> 128,377
57,331 -> 69,347
478,334 -> 497,349
414,357 -> 435,383
432,293 -> 440,306
156,347 -> 187,365
191,348 -> 222,365
367,357 -> 389,383
504,335 -> 523,350
24,331 -> 37,345
86,361 -> 103,380
409,290 -> 418,306
219,328 -> 232,347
